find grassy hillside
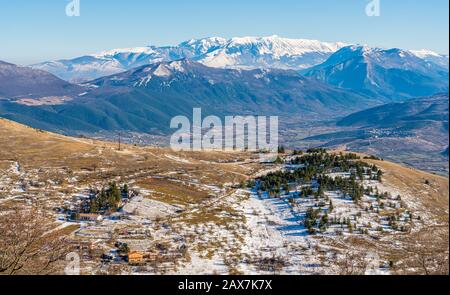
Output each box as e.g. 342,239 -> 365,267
0,119 -> 448,275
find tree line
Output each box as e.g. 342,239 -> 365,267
83,183 -> 129,213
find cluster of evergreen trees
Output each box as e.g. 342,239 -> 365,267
317,175 -> 365,203
290,151 -> 362,170
387,214 -> 410,232
257,150 -> 383,199
251,150 -> 405,235
363,155 -> 383,161
85,183 -> 129,213
305,208 -> 329,234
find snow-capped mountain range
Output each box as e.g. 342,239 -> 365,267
31,36 -> 449,84
1,40 -> 448,141
32,36 -> 350,82
303,45 -> 449,99
1,58 -> 378,135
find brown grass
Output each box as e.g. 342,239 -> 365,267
138,178 -> 210,206
364,159 -> 449,222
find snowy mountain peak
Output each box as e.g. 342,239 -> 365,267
341,45 -> 448,65
195,36 -> 350,70
153,64 -> 173,77
409,49 -> 449,68
91,47 -> 156,58
330,45 -> 422,64
344,45 -> 381,54
126,59 -> 195,84
180,37 -> 228,49
227,35 -> 347,55
181,36 -> 228,46
410,49 -> 443,58
152,59 -> 193,76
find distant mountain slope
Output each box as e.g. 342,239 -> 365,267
303,46 -> 449,100
0,60 -> 83,98
32,36 -> 348,82
338,93 -> 449,128
1,60 -> 377,135
305,94 -> 449,175
410,49 -> 449,68
88,59 -> 375,115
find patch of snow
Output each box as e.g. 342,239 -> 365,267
164,154 -> 191,164
153,64 -> 172,77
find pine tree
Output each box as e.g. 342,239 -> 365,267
122,183 -> 129,197
377,170 -> 383,182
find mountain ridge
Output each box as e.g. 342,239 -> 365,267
303,93 -> 449,175
31,36 -> 448,84
303,45 -> 449,100
1,59 -> 378,135
31,36 -> 349,82
0,60 -> 84,98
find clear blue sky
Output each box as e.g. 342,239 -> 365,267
0,0 -> 448,65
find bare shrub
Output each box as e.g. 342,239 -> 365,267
0,208 -> 69,275
336,250 -> 370,275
